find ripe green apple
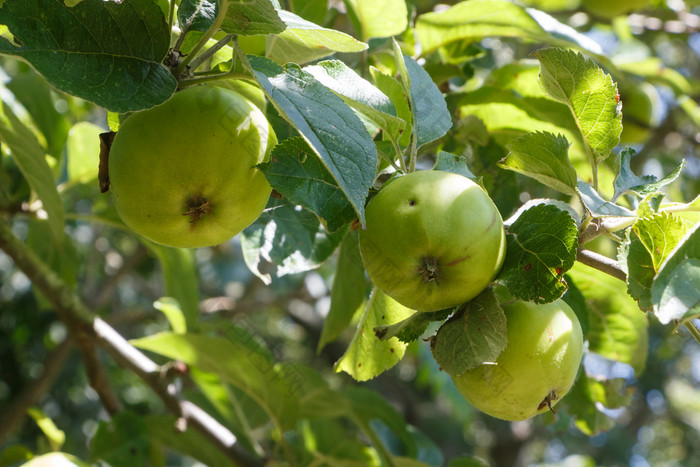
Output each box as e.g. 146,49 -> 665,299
358,170 -> 506,312
452,298 -> 583,421
108,85 -> 276,248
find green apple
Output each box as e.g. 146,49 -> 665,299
359,170 -> 506,312
108,85 -> 276,248
452,298 -> 583,421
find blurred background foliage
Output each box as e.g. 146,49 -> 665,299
1,0 -> 700,466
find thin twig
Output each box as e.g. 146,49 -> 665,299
92,318 -> 262,467
74,329 -> 122,415
576,248 -> 627,282
187,34 -> 234,73
0,221 -> 261,467
0,338 -> 73,445
684,321 -> 700,344
174,2 -> 230,76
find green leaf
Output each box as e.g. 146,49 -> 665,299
430,289 -> 507,376
577,182 -> 635,218
318,231 -> 367,352
344,0 -> 408,41
187,368 -> 266,453
25,218 -> 78,296
153,297 -> 188,334
304,60 -> 405,141
266,10 -> 367,65
344,386 -> 416,458
416,0 -> 542,54
498,204 -> 578,304
241,198 -> 346,284
144,414 -> 237,467
619,229 -> 655,311
448,458 -> 489,467
146,244 -> 200,331
131,331 -> 346,430
0,101 -> 64,243
450,86 -> 592,176
27,407 -> 65,452
370,66 -> 413,147
562,273 -> 591,336
566,372 -> 631,436
651,223 -> 700,325
334,288 -> 415,381
7,68 -> 70,160
613,148 -> 685,201
221,0 -> 286,35
259,137 -> 357,232
0,445 -> 33,466
288,0 -> 328,24
375,308 -> 453,344
567,263 -> 649,375
433,151 -> 479,181
415,0 -> 603,56
91,412 -> 153,467
403,55 -> 452,148
65,122 -> 102,185
0,0 -> 177,112
241,54 -> 378,224
178,0 -> 218,33
501,131 -> 577,195
534,48 -> 622,164
634,211 -> 688,272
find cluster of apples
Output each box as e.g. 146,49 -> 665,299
108,85 -> 582,422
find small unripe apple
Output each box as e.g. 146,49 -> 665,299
452,298 -> 583,421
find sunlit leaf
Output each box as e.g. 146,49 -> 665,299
335,288 -> 414,381
266,10 -> 367,65
534,48 -> 622,164
318,231 -> 368,352
501,131 -> 577,195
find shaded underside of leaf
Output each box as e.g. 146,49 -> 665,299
431,289 -> 507,376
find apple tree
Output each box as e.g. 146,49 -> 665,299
0,0 -> 699,466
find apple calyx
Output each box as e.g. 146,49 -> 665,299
183,194 -> 211,224
418,256 -> 441,283
537,390 -> 560,413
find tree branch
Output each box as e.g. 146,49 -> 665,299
0,338 -> 73,446
576,248 -> 627,282
0,221 -> 261,467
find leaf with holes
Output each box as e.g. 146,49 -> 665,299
498,204 -> 578,303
